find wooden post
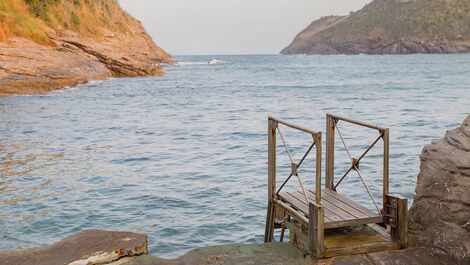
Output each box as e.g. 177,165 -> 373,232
264,119 -> 277,242
325,115 -> 335,189
309,202 -> 324,259
397,196 -> 408,247
315,133 -> 322,204
383,128 -> 389,212
386,195 -> 408,247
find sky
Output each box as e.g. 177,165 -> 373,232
120,0 -> 371,55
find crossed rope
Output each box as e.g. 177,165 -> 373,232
275,124 -> 315,205
333,121 -> 383,213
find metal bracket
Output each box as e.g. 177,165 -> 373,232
291,163 -> 298,176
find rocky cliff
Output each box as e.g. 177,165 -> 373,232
0,0 -> 172,97
408,115 -> 470,265
282,0 -> 470,55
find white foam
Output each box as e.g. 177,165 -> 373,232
176,59 -> 224,66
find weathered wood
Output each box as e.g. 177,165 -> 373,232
327,113 -> 387,132
315,133 -> 322,203
325,115 -> 335,189
265,115 -> 407,259
265,119 -> 277,242
397,196 -> 408,247
306,191 -> 364,220
284,217 -> 310,253
278,191 -> 335,222
322,189 -> 380,218
268,116 -> 321,136
383,128 -> 390,211
278,189 -> 383,229
273,198 -> 309,225
318,190 -> 374,218
386,194 -> 407,247
309,202 -> 324,258
324,241 -> 402,258
264,201 -> 275,243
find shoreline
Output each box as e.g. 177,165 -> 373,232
0,230 -> 454,265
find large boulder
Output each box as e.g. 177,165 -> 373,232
0,230 -> 148,265
408,115 -> 470,265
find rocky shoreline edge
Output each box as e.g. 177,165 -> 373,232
0,31 -> 173,98
0,6 -> 172,99
1,115 -> 468,265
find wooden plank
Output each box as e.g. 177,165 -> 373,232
297,191 -> 355,221
279,189 -> 384,229
323,188 -> 379,218
325,216 -> 384,229
323,241 -> 401,258
283,217 -> 310,253
277,192 -> 309,214
273,199 -> 309,225
368,224 -> 391,239
306,190 -> 363,220
278,191 -> 335,222
316,190 -> 374,218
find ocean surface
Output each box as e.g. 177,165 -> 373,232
0,54 -> 469,258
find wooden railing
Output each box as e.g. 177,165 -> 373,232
325,113 -> 389,214
265,116 -> 322,242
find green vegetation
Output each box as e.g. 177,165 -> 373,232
0,0 -> 132,44
317,0 -> 470,41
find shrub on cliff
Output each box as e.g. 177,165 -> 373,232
0,0 -> 134,44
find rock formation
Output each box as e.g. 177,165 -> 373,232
0,0 -> 172,97
408,115 -> 470,265
282,0 -> 470,55
0,229 -> 148,265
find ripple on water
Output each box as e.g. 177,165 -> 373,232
0,54 -> 469,258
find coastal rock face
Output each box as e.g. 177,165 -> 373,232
408,115 -> 470,265
0,229 -> 148,265
282,0 -> 470,55
0,0 -> 172,97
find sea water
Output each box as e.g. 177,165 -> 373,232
0,54 -> 469,258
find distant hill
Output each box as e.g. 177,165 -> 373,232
0,0 -> 172,97
281,0 -> 470,55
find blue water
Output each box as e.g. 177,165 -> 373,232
0,54 -> 469,258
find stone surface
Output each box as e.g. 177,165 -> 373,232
368,248 -> 455,265
281,0 -> 470,55
111,243 -> 450,265
0,38 -> 111,97
408,115 -> 470,265
0,229 -> 148,265
0,2 -> 172,98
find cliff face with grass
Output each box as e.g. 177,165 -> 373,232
282,0 -> 470,55
0,0 -> 172,97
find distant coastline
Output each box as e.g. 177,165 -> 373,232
282,0 -> 470,55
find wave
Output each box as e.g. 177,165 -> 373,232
176,59 -> 224,66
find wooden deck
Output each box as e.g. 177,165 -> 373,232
278,188 -> 383,229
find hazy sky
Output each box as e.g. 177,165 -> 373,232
120,0 -> 371,55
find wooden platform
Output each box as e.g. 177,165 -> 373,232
278,188 -> 383,229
